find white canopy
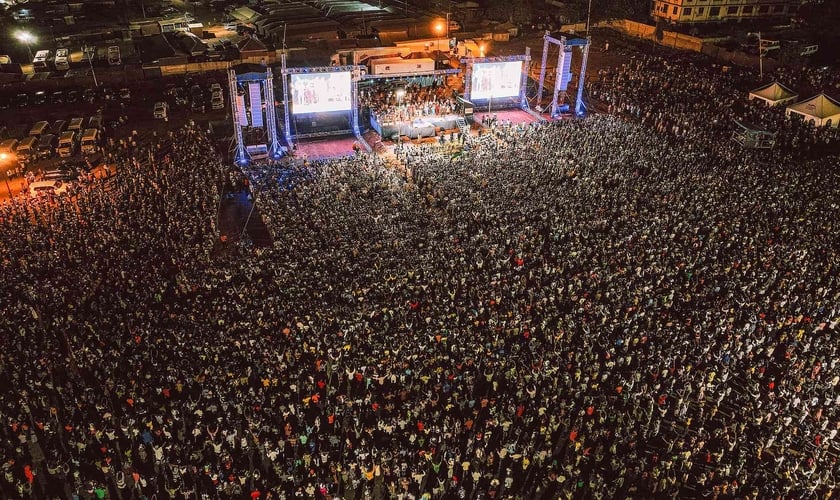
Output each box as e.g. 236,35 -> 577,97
785,93 -> 840,128
748,81 -> 798,106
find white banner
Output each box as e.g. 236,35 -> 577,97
249,83 -> 263,128
236,95 -> 248,126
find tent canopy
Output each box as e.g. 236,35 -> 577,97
785,93 -> 840,128
749,81 -> 798,106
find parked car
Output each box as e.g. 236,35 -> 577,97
49,91 -> 65,105
119,88 -> 131,101
66,89 -> 81,103
83,88 -> 97,103
13,93 -> 28,107
153,101 -> 169,119
32,91 -> 47,105
54,48 -> 70,71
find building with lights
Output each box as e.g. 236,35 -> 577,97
651,0 -> 800,24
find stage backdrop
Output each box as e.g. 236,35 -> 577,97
470,61 -> 523,100
290,72 -> 352,114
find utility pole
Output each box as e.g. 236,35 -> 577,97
84,45 -> 99,87
3,170 -> 12,198
758,31 -> 763,80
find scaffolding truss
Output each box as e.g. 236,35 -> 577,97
536,32 -> 591,117
228,66 -> 284,165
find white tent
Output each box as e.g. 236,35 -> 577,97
748,81 -> 798,106
785,93 -> 840,128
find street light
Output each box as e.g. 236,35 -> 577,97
16,31 -> 36,62
434,21 -> 445,60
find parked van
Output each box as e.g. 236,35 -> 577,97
16,136 -> 38,163
29,121 -> 50,137
68,117 -> 85,132
57,131 -> 77,158
33,50 -> 52,70
80,128 -> 99,154
54,48 -> 70,71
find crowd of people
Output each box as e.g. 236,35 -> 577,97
1,50 -> 840,500
360,82 -> 456,126
588,53 -> 840,156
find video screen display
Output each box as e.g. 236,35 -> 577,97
470,61 -> 523,100
290,72 -> 352,114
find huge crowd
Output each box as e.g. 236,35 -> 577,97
2,52 -> 840,500
588,53 -> 840,156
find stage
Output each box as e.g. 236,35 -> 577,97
371,113 -> 461,140
474,109 -> 542,125
293,136 -> 360,160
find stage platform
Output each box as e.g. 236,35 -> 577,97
293,136 -> 360,161
371,113 -> 461,140
474,108 -> 542,125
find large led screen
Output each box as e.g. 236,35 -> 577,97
470,61 -> 523,100
290,72 -> 352,114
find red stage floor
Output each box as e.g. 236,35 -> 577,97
294,136 -> 359,160
474,108 -> 542,125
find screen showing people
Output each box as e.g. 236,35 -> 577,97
470,61 -> 523,100
291,72 -> 352,114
